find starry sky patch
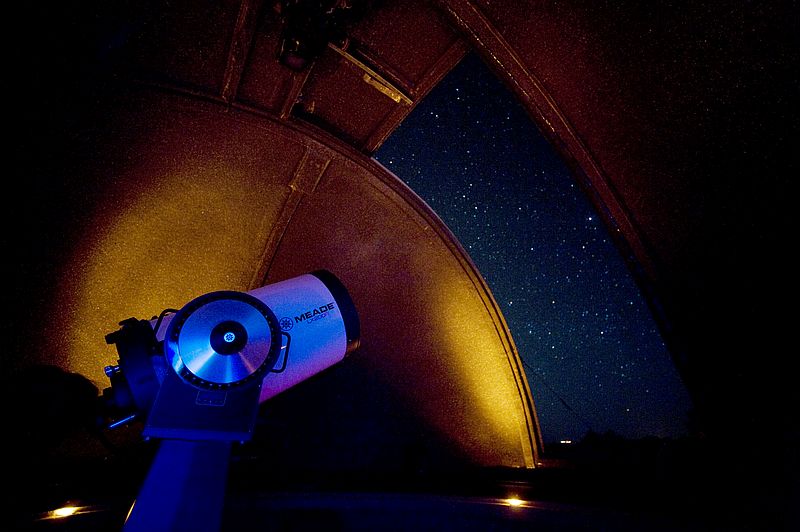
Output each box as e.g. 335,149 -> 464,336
375,53 -> 692,443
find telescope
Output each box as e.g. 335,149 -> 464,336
99,270 -> 360,531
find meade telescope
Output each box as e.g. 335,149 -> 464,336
100,270 -> 360,531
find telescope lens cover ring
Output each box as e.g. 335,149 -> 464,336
164,290 -> 282,390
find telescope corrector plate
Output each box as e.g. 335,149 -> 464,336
165,293 -> 280,388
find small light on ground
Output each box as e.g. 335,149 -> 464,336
51,506 -> 80,518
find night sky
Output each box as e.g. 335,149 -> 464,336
374,53 -> 693,444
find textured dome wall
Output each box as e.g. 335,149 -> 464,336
13,82 -> 540,473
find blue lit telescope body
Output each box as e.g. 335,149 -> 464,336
249,270 -> 360,402
154,269 -> 360,402
102,270 -> 360,532
101,269 -> 360,440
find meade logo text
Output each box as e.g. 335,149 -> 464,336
295,302 -> 336,323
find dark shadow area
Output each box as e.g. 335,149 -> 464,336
3,365 -> 150,529
553,430 -> 800,531
0,365 -> 746,531
8,365 -> 792,532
